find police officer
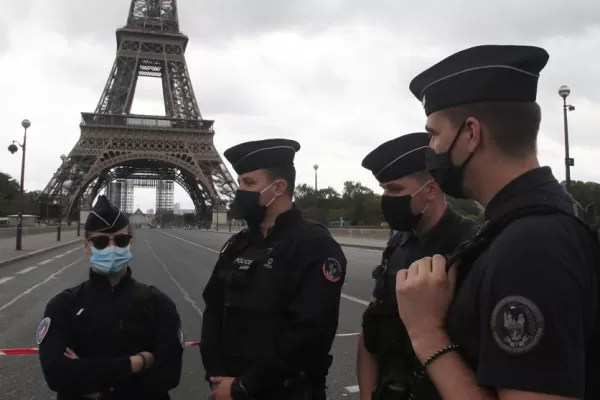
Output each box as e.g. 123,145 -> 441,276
395,45 -> 600,399
357,132 -> 478,400
199,138 -> 347,400
38,196 -> 184,400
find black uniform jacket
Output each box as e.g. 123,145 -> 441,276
38,267 -> 183,400
447,167 -> 599,399
200,206 -> 347,396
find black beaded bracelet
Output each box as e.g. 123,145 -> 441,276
423,343 -> 460,368
137,352 -> 147,370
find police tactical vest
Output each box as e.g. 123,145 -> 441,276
362,216 -> 478,400
218,222 -> 330,369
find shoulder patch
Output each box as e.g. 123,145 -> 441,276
322,258 -> 343,283
36,317 -> 51,345
490,296 -> 545,354
178,328 -> 185,348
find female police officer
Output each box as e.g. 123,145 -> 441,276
37,195 -> 183,399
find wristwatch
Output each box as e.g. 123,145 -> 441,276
230,378 -> 248,400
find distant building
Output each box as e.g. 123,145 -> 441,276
147,208 -> 154,215
129,209 -> 149,227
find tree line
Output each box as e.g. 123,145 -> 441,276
2,171 -> 600,227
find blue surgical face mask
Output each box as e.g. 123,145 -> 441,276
90,246 -> 132,275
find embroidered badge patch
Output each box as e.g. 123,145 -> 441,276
490,296 -> 545,355
322,258 -> 343,283
178,328 -> 185,348
36,317 -> 51,345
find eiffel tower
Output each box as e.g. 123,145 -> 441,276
41,0 -> 236,224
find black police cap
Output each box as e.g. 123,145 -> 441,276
409,45 -> 550,116
224,138 -> 301,175
362,132 -> 430,183
84,195 -> 129,233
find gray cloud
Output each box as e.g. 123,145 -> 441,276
1,0 -> 600,211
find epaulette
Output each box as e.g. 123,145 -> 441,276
220,229 -> 248,255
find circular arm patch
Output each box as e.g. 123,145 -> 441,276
322,258 -> 343,283
36,317 -> 51,345
490,296 -> 545,355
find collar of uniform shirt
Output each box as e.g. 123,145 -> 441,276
417,206 -> 461,244
484,166 -> 557,221
247,206 -> 303,243
89,266 -> 133,288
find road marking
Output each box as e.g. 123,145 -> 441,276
53,253 -> 65,259
336,332 -> 359,337
0,257 -> 84,313
146,241 -> 205,319
160,231 -> 219,253
38,259 -> 52,265
160,232 -> 372,308
345,385 -> 360,393
0,277 -> 14,285
341,293 -> 369,306
17,266 -> 38,274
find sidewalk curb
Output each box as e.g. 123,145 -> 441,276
0,239 -> 81,268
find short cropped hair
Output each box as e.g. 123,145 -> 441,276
265,165 -> 296,197
439,101 -> 541,158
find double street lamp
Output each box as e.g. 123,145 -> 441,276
7,119 -> 31,251
558,85 -> 575,189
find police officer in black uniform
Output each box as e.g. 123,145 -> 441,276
38,196 -> 184,400
394,45 -> 600,400
200,138 -> 347,400
357,132 -> 478,400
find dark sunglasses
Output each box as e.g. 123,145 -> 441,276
88,234 -> 132,250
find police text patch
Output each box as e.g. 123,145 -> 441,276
322,258 -> 343,283
490,296 -> 544,354
36,317 -> 51,345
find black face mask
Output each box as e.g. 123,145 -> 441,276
425,120 -> 475,199
230,181 -> 279,229
380,181 -> 429,231
230,190 -> 267,229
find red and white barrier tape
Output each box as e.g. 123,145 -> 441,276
0,341 -> 200,356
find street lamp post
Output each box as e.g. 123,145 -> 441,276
7,119 -> 31,251
558,85 -> 575,189
313,164 -> 319,191
57,154 -> 67,241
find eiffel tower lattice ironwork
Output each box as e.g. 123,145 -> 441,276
40,0 -> 237,223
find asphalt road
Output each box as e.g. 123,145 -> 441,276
0,228 -> 381,400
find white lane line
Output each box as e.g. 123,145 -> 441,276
0,257 -> 84,313
38,259 -> 52,265
145,241 -> 204,319
0,277 -> 14,285
345,385 -> 360,393
53,253 -> 66,259
341,293 -> 370,306
160,231 -> 219,253
336,332 -> 360,337
160,231 -> 372,308
17,266 -> 38,274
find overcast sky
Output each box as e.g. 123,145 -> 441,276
1,0 -> 599,211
